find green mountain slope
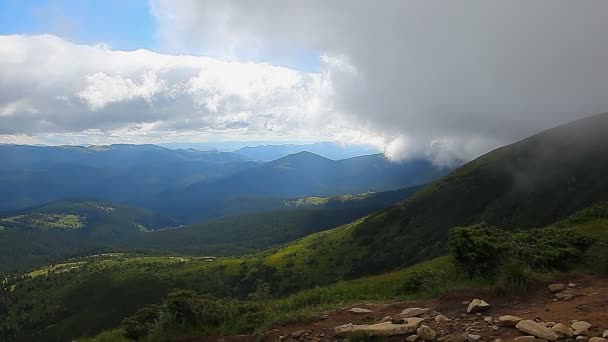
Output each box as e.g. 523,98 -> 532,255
0,187 -> 421,274
257,112 -> 608,289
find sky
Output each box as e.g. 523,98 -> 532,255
1,1 -> 608,165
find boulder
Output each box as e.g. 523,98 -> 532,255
572,321 -> 592,331
417,325 -> 437,341
516,320 -> 560,341
603,331 -> 608,339
589,338 -> 607,342
498,315 -> 523,327
334,321 -> 420,337
401,308 -> 432,318
467,299 -> 490,314
548,284 -> 567,293
552,323 -> 574,337
574,329 -> 590,337
349,307 -> 373,314
556,290 -> 583,300
514,337 -> 536,342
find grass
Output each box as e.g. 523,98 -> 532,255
0,213 -> 84,230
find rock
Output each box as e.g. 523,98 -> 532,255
516,320 -> 560,341
552,323 -> 574,337
545,322 -> 556,328
548,284 -> 567,293
576,337 -> 589,342
349,307 -> 373,314
407,335 -> 420,342
492,339 -> 504,342
444,334 -> 467,342
391,317 -> 405,324
467,334 -> 482,342
401,308 -> 432,318
467,299 -> 490,314
484,316 -> 493,323
568,283 -> 577,288
435,314 -> 452,323
498,315 -> 523,327
417,325 -> 437,341
467,334 -> 481,342
290,330 -> 309,338
603,331 -> 608,339
514,337 -> 536,342
556,290 -> 583,300
407,317 -> 426,328
589,338 -> 607,342
334,321 -> 420,337
574,329 -> 590,337
572,321 -> 592,331
380,316 -> 391,323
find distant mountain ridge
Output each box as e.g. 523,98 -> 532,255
150,152 -> 449,220
234,142 -> 380,161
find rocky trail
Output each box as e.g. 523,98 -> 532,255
188,274 -> 608,342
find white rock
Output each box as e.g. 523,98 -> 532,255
589,338 -> 607,342
548,284 -> 567,293
467,299 -> 490,314
498,315 -> 523,327
551,323 -> 574,337
514,337 -> 536,342
401,308 -> 432,318
484,316 -> 493,323
468,334 -> 482,342
603,330 -> 608,339
435,314 -> 451,323
572,321 -> 592,331
334,321 -> 419,337
407,335 -> 420,342
574,329 -> 590,337
417,325 -> 437,341
349,307 -> 373,314
516,320 -> 560,341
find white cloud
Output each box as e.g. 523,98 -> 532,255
150,0 -> 608,164
0,34 -> 352,145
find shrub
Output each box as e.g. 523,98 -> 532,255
493,259 -> 533,296
447,223 -> 511,277
399,270 -> 439,294
121,304 -> 163,340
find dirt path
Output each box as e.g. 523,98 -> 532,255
187,274 -> 608,342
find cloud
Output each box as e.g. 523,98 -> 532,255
150,0 -> 608,164
0,34 -> 348,145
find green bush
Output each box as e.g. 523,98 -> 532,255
121,304 -> 163,340
400,270 -> 439,294
447,223 -> 511,277
493,259 -> 533,296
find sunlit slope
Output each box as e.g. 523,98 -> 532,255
260,113 -> 608,286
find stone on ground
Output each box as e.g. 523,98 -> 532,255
401,308 -> 432,318
499,315 -> 523,327
435,314 -> 451,323
516,320 -> 560,341
514,336 -> 536,342
467,334 -> 482,342
548,283 -> 567,293
552,323 -> 574,337
349,307 -> 372,314
572,321 -> 592,331
407,334 -> 420,342
589,338 -> 608,342
334,321 -> 420,337
603,330 -> 608,338
417,325 -> 437,341
467,299 -> 490,313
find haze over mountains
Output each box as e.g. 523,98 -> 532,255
0,143 -> 447,222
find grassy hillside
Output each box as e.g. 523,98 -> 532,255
2,201 -> 606,342
259,113 -> 608,286
0,187 -> 420,274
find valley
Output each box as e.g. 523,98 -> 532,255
1,113 -> 607,342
